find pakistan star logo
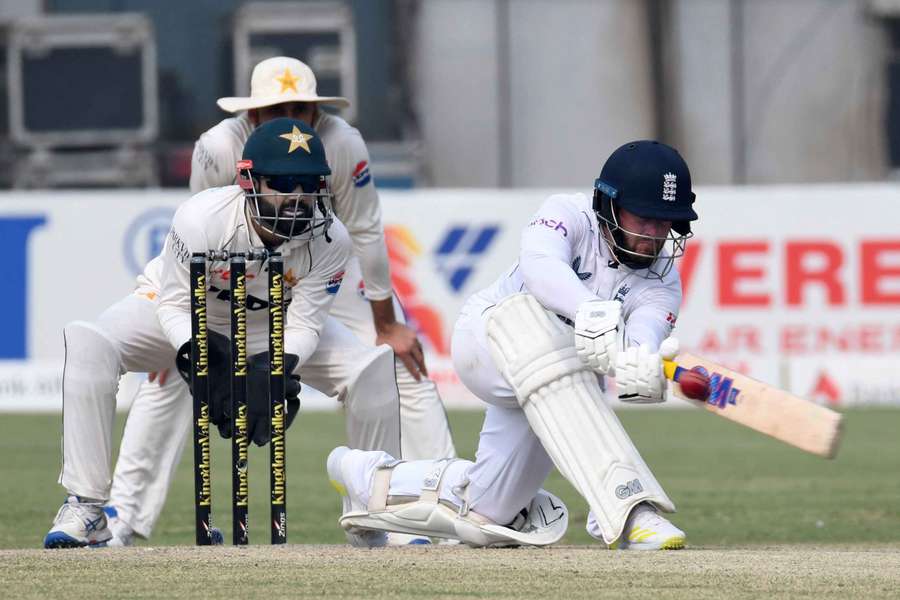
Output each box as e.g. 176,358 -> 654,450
279,126 -> 313,154
275,68 -> 300,93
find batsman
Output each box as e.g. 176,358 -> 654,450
328,141 -> 700,549
44,118 -> 404,548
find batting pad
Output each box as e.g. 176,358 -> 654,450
337,457 -> 568,548
485,293 -> 675,544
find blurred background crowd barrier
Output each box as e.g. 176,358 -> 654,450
0,0 -> 899,188
1,185 -> 898,410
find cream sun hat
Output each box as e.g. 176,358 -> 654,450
217,56 -> 350,113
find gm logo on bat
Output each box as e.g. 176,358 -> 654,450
691,366 -> 741,409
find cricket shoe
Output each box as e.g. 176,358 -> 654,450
102,505 -> 134,547
614,503 -> 685,550
327,446 -> 431,547
328,446 -> 388,548
386,532 -> 431,546
43,496 -> 113,549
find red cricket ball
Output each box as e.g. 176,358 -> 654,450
678,369 -> 711,400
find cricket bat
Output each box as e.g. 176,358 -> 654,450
662,353 -> 844,459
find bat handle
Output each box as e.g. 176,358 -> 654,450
662,359 -> 685,382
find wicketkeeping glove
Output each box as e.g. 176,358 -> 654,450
245,352 -> 301,446
175,330 -> 233,435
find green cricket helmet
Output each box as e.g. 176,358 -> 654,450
237,117 -> 333,242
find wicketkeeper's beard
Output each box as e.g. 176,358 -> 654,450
252,196 -> 313,239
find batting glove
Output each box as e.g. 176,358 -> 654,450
615,344 -> 667,403
574,299 -> 621,376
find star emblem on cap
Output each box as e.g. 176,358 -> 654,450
275,68 -> 300,93
279,125 -> 313,154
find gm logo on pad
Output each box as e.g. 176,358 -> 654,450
434,225 -> 499,292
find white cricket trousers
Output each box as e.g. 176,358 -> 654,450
62,286 -> 402,513
109,257 -> 455,536
383,295 -> 606,538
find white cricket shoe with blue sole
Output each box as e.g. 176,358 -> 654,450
44,496 -> 112,549
613,503 -> 686,550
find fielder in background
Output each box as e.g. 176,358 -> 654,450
327,141 -> 699,550
104,57 -> 456,546
44,119 -> 403,548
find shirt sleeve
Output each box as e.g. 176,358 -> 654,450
190,131 -> 237,194
284,223 -> 353,365
519,195 -> 598,321
329,131 -> 393,301
156,201 -> 211,351
621,274 -> 682,351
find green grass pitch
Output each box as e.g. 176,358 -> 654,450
2,407 -> 898,549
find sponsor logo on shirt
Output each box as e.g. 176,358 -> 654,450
326,270 -> 345,294
168,229 -> 190,265
195,141 -> 217,173
614,284 -> 631,303
352,161 -> 371,187
529,217 -> 568,237
572,256 -> 591,281
209,267 -> 256,282
666,311 -> 677,331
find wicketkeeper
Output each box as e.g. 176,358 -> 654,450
44,118 -> 401,548
104,56 -> 455,547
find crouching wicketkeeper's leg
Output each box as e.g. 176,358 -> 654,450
47,293 -> 176,549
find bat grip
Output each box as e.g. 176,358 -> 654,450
662,359 -> 684,381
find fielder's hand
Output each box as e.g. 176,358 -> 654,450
574,299 -> 621,376
615,337 -> 679,403
376,321 -> 427,381
148,369 -> 169,386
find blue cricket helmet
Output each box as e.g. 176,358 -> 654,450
593,140 -> 697,235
